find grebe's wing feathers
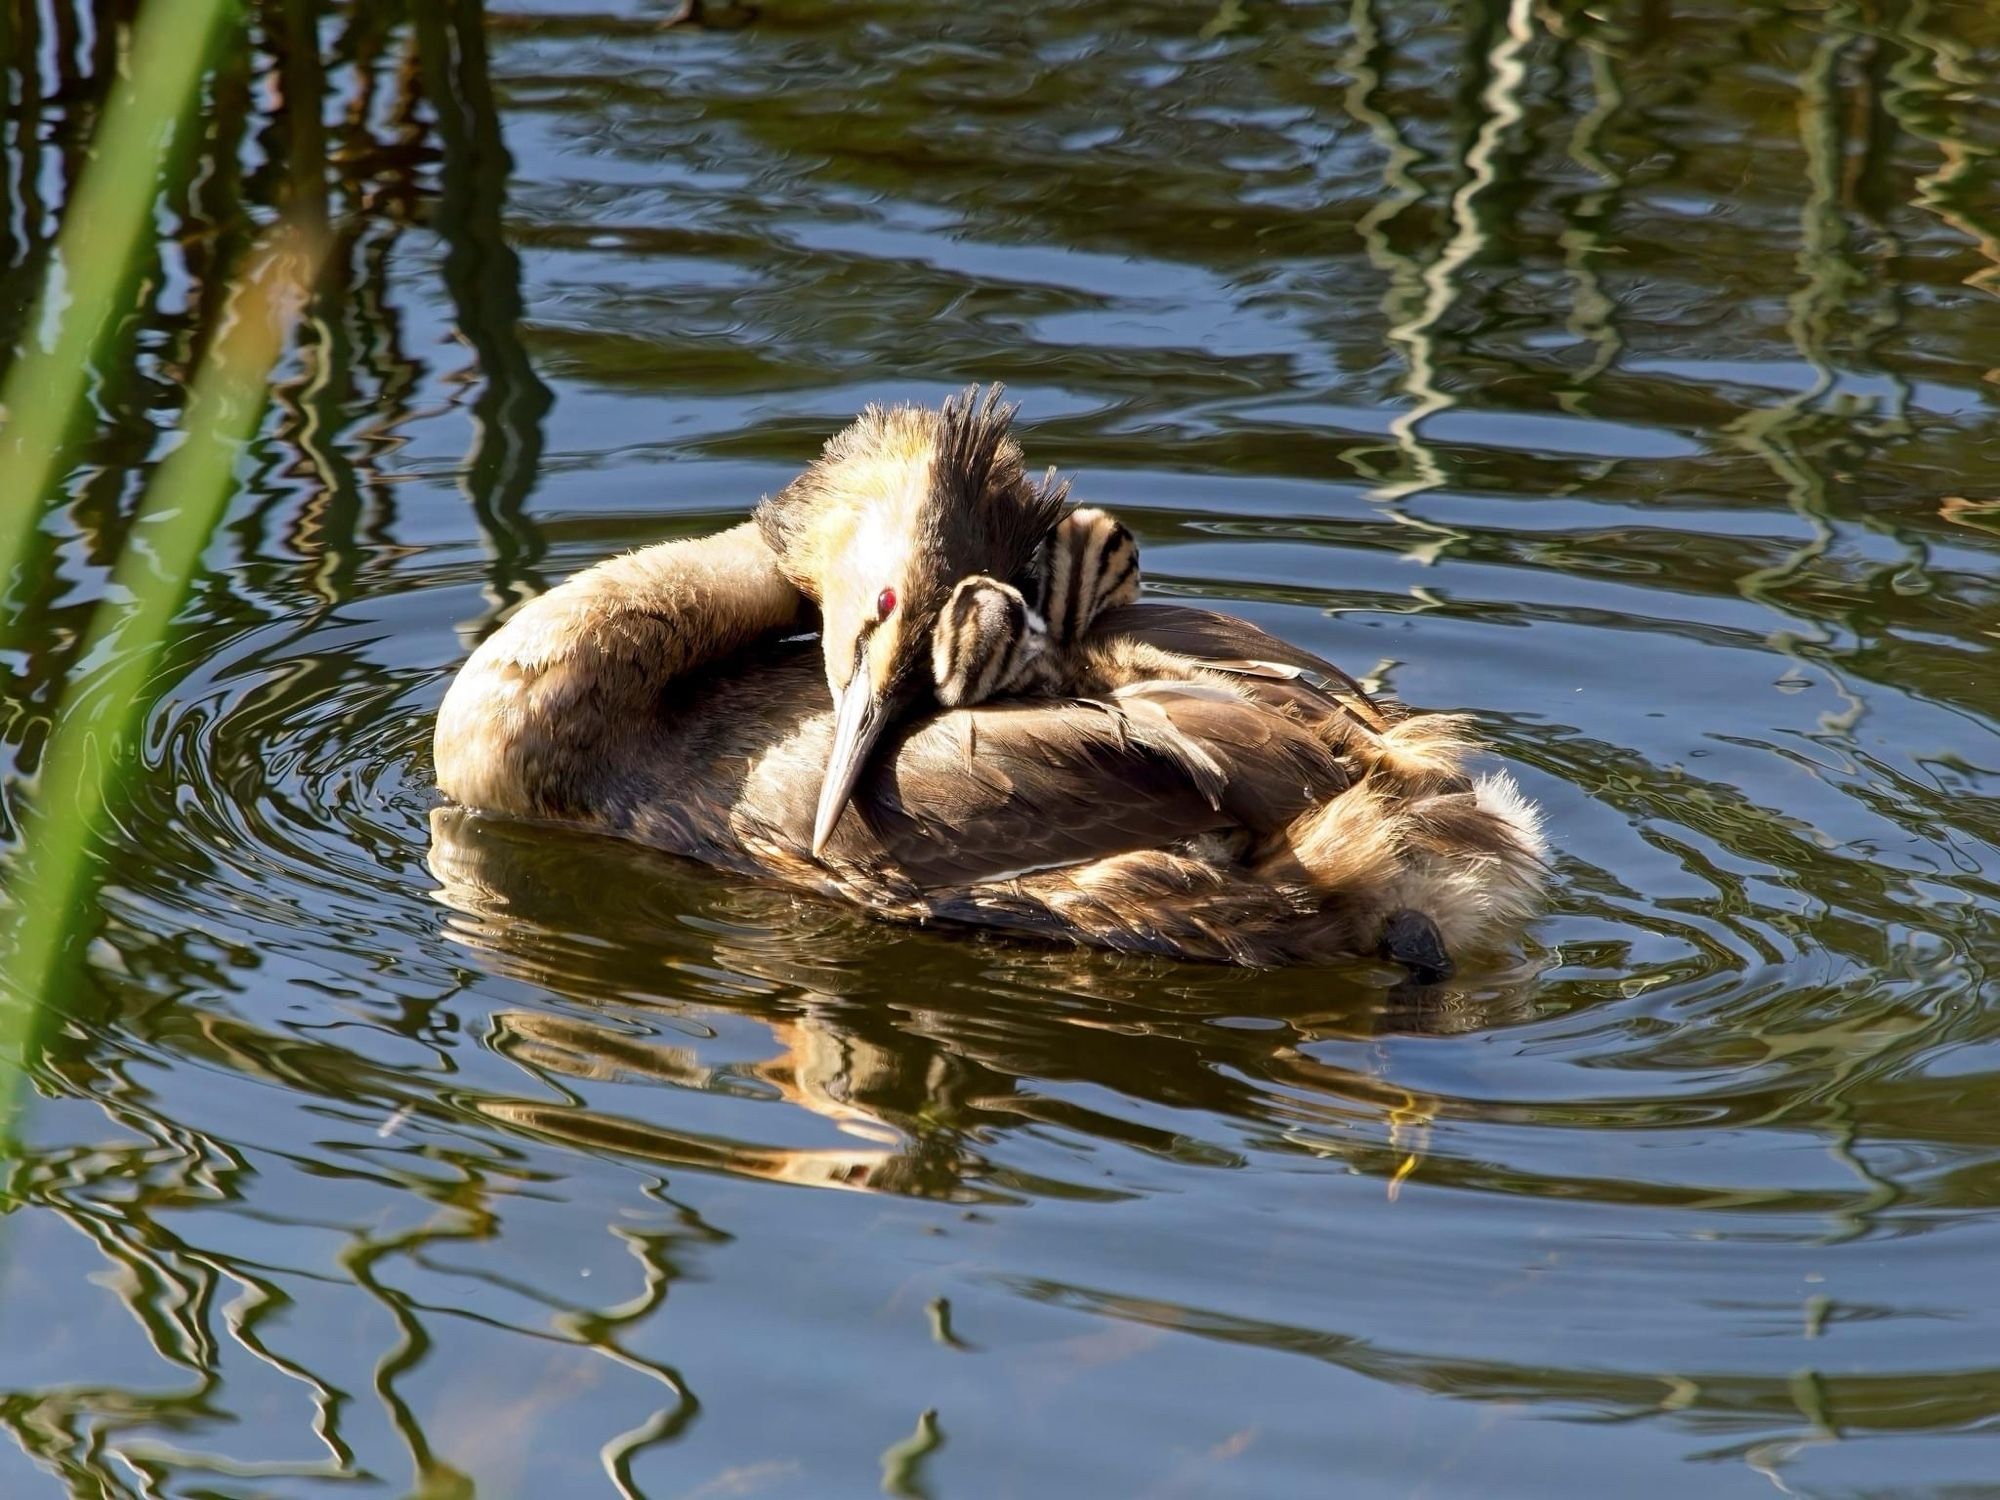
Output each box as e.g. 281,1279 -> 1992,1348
1094,602 -> 1392,730
1092,603 -> 1342,675
824,677 -> 1351,890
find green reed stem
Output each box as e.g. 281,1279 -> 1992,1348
0,231 -> 319,1128
0,0 -> 237,602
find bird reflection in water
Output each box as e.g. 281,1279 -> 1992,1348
427,804 -> 1549,1207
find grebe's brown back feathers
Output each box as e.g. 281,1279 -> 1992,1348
566,594 -> 1542,969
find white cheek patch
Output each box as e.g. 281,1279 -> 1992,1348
829,464 -> 912,577
822,458 -> 931,701
848,510 -> 901,594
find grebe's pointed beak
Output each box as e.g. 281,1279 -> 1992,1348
812,678 -> 887,859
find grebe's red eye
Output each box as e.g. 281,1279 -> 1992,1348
876,587 -> 897,619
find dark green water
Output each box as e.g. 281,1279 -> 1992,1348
4,1 -> 2000,1495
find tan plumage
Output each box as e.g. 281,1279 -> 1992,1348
433,390 -> 1546,972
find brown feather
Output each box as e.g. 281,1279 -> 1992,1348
438,486 -> 1546,967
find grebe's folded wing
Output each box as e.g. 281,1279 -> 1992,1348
1094,603 -> 1389,727
819,681 -> 1352,890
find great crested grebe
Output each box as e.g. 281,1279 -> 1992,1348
432,389 -> 1545,973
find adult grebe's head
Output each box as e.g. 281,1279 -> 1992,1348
755,386 -> 1068,857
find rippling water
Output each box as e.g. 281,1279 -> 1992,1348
4,1 -> 2000,1495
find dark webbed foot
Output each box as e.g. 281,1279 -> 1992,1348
1378,908 -> 1454,985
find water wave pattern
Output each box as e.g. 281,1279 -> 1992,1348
2,1 -> 1999,1496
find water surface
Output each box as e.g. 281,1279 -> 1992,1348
4,1 -> 2000,1496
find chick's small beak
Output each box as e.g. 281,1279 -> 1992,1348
812,676 -> 887,859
